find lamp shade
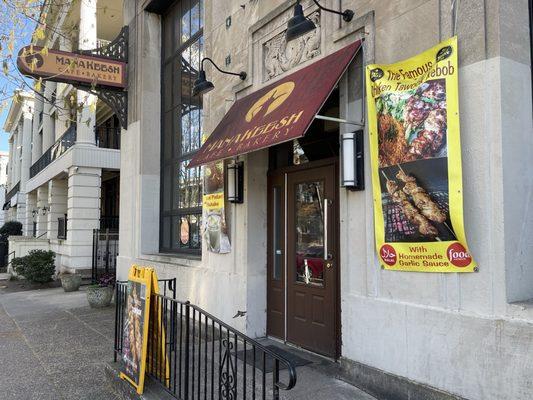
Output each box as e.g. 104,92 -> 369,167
341,131 -> 364,190
192,70 -> 215,96
226,161 -> 244,203
286,2 -> 316,42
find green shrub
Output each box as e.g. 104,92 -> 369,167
0,221 -> 22,243
12,250 -> 56,283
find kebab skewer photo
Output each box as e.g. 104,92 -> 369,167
381,170 -> 439,238
395,165 -> 447,223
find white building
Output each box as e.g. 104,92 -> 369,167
4,0 -> 123,275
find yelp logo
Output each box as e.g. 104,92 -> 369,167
380,244 -> 397,266
446,243 -> 472,267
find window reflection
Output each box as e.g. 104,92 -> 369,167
181,0 -> 202,44
178,160 -> 202,209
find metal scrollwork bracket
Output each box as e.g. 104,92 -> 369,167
90,88 -> 128,130
77,26 -> 128,62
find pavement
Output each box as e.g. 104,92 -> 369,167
0,285 -> 377,400
0,286 -> 118,400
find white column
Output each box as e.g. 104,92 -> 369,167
25,191 -> 37,236
20,107 -> 33,189
47,179 -> 68,240
13,131 -> 20,184
76,0 -> 97,145
67,166 -> 101,272
6,138 -> 13,189
42,82 -> 56,151
31,96 -> 43,164
36,185 -> 49,237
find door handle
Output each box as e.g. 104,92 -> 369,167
323,199 -> 332,261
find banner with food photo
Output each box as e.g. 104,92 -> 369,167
202,162 -> 231,253
366,36 -> 476,272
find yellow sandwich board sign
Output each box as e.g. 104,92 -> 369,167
119,265 -> 170,394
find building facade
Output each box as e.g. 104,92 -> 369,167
4,0 -> 123,274
118,1 -> 533,399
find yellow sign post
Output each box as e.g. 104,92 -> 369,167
366,37 -> 476,272
119,266 -> 169,394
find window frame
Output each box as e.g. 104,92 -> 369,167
159,0 -> 204,255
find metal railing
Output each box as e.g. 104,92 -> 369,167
100,216 -> 119,231
95,125 -> 121,149
5,181 -> 20,202
30,124 -> 77,178
114,282 -> 297,400
92,228 -> 119,283
58,215 -> 67,239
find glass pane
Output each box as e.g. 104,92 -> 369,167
272,186 -> 282,280
176,159 -> 202,209
181,0 -> 201,44
295,181 -> 324,287
163,62 -> 173,112
175,214 -> 202,249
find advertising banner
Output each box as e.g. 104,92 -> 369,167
366,36 -> 476,272
202,162 -> 231,253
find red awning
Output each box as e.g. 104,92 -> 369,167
188,40 -> 362,168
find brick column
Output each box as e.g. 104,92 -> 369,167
47,179 -> 68,240
66,166 -> 101,272
36,185 -> 49,237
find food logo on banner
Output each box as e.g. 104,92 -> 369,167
366,36 -> 476,272
120,266 -> 169,394
203,163 -> 231,253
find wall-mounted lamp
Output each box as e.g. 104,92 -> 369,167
31,209 -> 38,218
41,206 -> 50,215
226,161 -> 244,203
192,57 -> 247,97
286,0 -> 354,42
341,131 -> 364,190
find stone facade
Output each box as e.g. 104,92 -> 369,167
118,1 -> 533,399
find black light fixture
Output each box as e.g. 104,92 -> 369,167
192,57 -> 247,97
226,161 -> 244,203
286,0 -> 354,42
341,131 -> 364,190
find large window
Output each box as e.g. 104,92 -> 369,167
160,0 -> 203,254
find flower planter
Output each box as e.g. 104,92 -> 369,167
60,274 -> 82,292
86,286 -> 114,308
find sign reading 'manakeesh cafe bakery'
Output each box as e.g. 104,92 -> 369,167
17,46 -> 127,88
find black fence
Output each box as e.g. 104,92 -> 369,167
92,229 -> 119,283
114,282 -> 297,400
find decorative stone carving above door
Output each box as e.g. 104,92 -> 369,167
263,11 -> 321,81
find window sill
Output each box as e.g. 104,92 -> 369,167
138,252 -> 202,268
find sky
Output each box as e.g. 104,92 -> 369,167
0,1 -> 39,153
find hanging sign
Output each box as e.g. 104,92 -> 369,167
202,162 -> 231,253
17,46 -> 126,88
120,266 -> 169,393
366,36 -> 476,272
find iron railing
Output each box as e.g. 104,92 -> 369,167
100,216 -> 119,231
58,215 -> 67,239
95,125 -> 121,149
92,228 -> 119,283
30,124 -> 77,178
114,282 -> 297,400
5,181 -> 20,202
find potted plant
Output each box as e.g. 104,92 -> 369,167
87,273 -> 115,308
59,272 -> 82,292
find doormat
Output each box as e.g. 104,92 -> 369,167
236,345 -> 312,373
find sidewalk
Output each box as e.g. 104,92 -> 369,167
0,286 -> 377,400
0,287 -> 118,400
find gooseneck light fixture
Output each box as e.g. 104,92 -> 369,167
286,0 -> 354,42
192,57 -> 247,97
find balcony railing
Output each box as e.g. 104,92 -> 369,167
5,181 -> 20,203
95,125 -> 120,150
58,215 -> 67,240
30,124 -> 77,179
100,216 -> 119,232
